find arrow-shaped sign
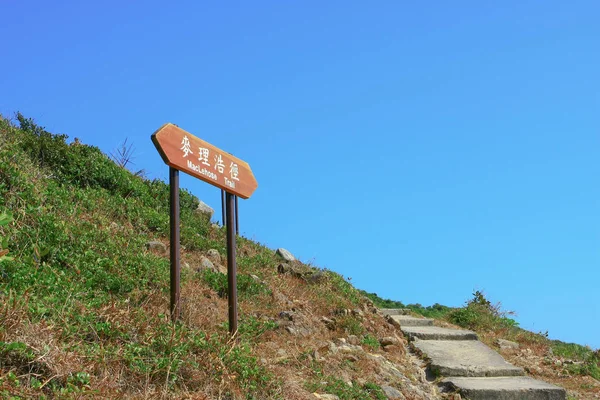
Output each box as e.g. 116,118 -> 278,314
151,123 -> 258,199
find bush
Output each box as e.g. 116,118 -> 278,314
448,290 -> 518,331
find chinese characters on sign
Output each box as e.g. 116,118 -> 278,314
178,135 -> 241,190
151,123 -> 258,199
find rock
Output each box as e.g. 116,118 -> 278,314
328,342 -> 338,354
305,270 -> 327,284
413,340 -> 524,377
311,349 -> 324,362
215,263 -> 227,274
285,325 -> 311,336
381,385 -> 405,400
211,223 -> 221,229
146,241 -> 166,254
383,345 -> 400,353
195,200 -> 214,219
385,314 -> 401,329
250,274 -> 261,282
380,337 -> 400,347
279,311 -> 294,321
344,354 -> 359,362
313,394 -> 340,400
276,248 -> 295,262
497,338 -> 520,350
347,335 -> 360,345
337,343 -> 363,353
196,256 -> 216,273
352,308 -> 364,318
206,249 -> 221,263
321,316 -> 336,330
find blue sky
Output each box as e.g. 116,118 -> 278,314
2,1 -> 598,348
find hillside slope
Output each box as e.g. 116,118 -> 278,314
0,115 -> 442,399
1,115 -> 598,400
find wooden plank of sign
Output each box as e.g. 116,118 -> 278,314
151,123 -> 258,199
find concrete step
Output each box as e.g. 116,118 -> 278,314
402,326 -> 478,341
442,376 -> 566,400
390,315 -> 434,327
413,340 -> 524,377
381,308 -> 410,316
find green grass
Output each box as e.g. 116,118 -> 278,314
0,114 -> 280,398
306,367 -> 387,400
551,341 -> 600,380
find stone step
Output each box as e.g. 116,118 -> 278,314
413,340 -> 524,377
381,308 -> 410,316
390,315 -> 434,327
442,376 -> 566,400
402,326 -> 478,341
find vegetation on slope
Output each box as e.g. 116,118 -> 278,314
366,287 -> 599,397
1,114 -> 596,399
0,114 -> 434,399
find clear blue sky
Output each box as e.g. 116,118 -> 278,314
2,1 -> 598,348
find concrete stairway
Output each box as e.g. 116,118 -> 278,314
381,309 -> 566,400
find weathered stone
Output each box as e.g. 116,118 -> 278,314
196,256 -> 216,272
313,394 -> 340,400
337,343 -> 363,353
345,354 -> 360,362
381,385 -> 405,400
385,314 -> 402,329
381,308 -> 411,316
279,311 -> 294,321
305,270 -> 327,284
352,308 -> 364,318
321,316 -> 336,330
195,200 -> 214,219
380,336 -> 400,347
285,326 -> 296,335
402,326 -> 478,341
206,249 -> 221,263
442,376 -> 566,400
497,338 -> 520,350
383,345 -> 401,353
211,223 -> 221,229
146,241 -> 166,254
347,335 -> 360,345
391,315 -> 434,327
276,248 -> 295,262
286,325 -> 311,337
413,340 -> 524,377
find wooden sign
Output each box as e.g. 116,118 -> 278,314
151,123 -> 258,199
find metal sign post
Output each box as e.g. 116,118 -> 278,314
152,123 -> 257,333
169,167 -> 181,321
225,192 -> 238,333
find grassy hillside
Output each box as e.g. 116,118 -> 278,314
0,115 -> 440,399
1,114 -> 598,399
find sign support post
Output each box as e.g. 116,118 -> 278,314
225,192 -> 238,334
235,195 -> 239,235
169,167 -> 181,322
221,189 -> 226,227
152,123 -> 257,331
